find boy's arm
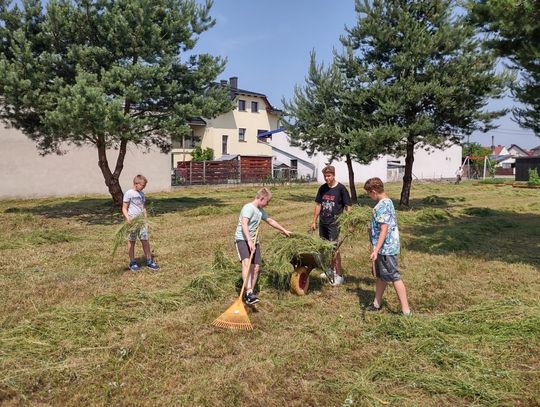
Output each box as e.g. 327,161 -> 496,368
122,202 -> 130,222
370,223 -> 389,262
266,218 -> 291,237
241,217 -> 256,252
310,203 -> 321,231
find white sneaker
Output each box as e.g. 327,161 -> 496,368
320,268 -> 335,279
330,273 -> 345,286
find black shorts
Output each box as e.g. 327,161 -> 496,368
319,222 -> 339,242
235,240 -> 261,265
374,254 -> 401,282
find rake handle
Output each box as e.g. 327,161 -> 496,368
238,227 -> 260,299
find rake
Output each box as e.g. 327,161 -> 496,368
212,228 -> 260,330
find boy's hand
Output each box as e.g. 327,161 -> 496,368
370,250 -> 378,262
248,240 -> 256,253
310,222 -> 317,231
283,229 -> 291,237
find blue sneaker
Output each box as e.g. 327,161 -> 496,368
146,259 -> 160,271
129,261 -> 141,272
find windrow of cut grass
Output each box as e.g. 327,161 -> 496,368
1,181 -> 539,406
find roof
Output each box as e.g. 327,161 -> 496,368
508,144 -> 530,156
188,117 -> 206,126
231,88 -> 281,114
493,145 -> 505,156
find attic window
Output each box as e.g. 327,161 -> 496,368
238,100 -> 246,111
251,101 -> 259,113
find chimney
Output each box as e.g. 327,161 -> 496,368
229,76 -> 238,90
491,135 -> 495,152
220,79 -> 227,86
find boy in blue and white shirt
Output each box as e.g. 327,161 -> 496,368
364,177 -> 410,315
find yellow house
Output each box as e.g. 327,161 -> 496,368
171,76 -> 281,166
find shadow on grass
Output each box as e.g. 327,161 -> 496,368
404,208 -> 540,268
4,196 -> 226,225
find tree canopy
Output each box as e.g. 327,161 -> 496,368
341,0 -> 509,206
282,52 -> 381,203
469,0 -> 540,135
0,0 -> 232,205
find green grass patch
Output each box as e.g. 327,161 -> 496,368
1,182 -> 539,405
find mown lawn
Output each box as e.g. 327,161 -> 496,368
1,181 -> 539,406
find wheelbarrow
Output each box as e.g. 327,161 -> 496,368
288,230 -> 352,295
289,252 -> 335,296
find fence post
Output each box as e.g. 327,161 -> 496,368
203,160 -> 206,184
189,160 -> 192,185
239,156 -> 241,183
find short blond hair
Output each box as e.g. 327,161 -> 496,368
363,177 -> 384,193
256,187 -> 272,199
133,174 -> 148,185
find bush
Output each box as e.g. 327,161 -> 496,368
528,168 -> 540,186
191,146 -> 214,161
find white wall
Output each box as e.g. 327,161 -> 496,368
268,132 -> 462,184
268,132 -> 388,184
1,126 -> 171,199
391,143 -> 462,180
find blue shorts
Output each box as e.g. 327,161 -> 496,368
374,255 -> 401,282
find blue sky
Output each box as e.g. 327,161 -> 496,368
194,0 -> 539,149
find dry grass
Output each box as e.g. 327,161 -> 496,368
1,181 -> 540,406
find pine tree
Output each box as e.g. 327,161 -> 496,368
0,0 -> 232,206
469,0 -> 540,135
282,52 -> 380,203
342,0 -> 509,206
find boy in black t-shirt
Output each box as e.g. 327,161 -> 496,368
310,165 -> 351,285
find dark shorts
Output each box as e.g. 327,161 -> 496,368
374,254 -> 401,282
319,222 -> 339,242
235,240 -> 261,265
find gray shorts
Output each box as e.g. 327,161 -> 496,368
235,240 -> 261,265
374,254 -> 401,282
128,225 -> 149,241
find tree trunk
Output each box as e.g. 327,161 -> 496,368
399,137 -> 415,207
97,137 -> 126,208
345,153 -> 358,204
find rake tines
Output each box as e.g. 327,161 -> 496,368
212,297 -> 253,330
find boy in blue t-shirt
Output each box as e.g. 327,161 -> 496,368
235,187 -> 291,305
364,177 -> 410,315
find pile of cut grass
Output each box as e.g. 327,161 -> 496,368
111,214 -> 149,257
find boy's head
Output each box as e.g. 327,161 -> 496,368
255,187 -> 272,208
322,165 -> 336,185
363,177 -> 384,199
133,174 -> 148,191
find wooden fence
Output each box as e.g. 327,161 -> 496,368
174,156 -> 272,185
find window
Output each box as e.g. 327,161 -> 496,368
251,101 -> 258,113
222,135 -> 228,155
238,99 -> 246,111
290,159 -> 298,169
172,131 -> 198,149
257,129 -> 270,142
238,128 -> 246,142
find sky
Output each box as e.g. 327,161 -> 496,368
193,0 -> 539,150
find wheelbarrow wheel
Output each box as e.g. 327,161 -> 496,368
290,267 -> 310,296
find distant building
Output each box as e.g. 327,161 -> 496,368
263,131 -> 461,184
171,77 -> 280,166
